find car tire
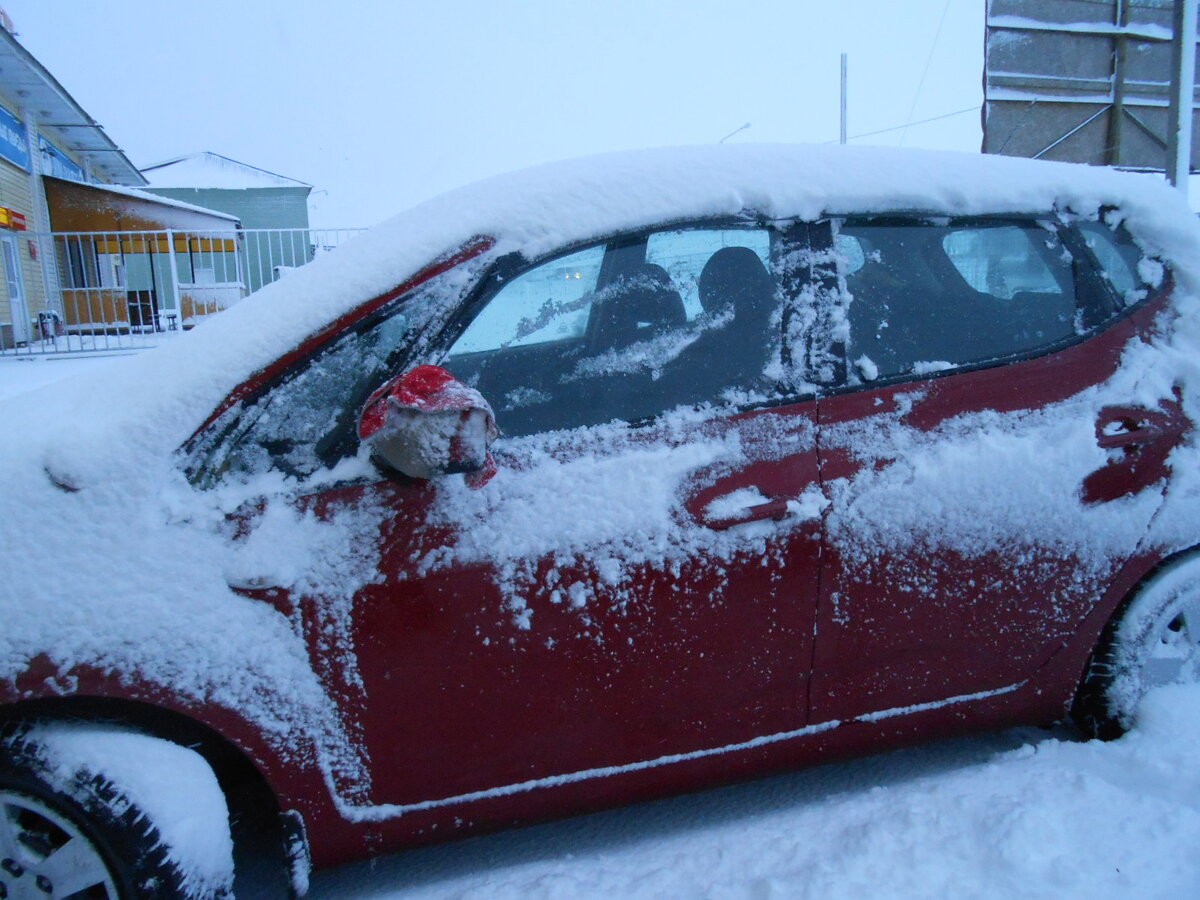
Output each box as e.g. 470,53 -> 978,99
0,724 -> 231,900
1072,552 -> 1200,740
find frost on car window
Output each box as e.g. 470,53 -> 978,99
837,218 -> 1079,381
445,226 -> 785,437
189,267 -> 477,485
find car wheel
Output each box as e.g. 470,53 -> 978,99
1073,553 -> 1200,739
0,724 -> 232,899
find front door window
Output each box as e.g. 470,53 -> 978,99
445,226 -> 786,436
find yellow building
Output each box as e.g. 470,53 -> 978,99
0,19 -> 239,348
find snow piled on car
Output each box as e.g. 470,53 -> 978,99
3,144 -> 1200,826
18,143 -> 1200,480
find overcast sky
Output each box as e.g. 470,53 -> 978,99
2,1 -> 984,228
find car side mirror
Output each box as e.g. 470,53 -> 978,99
358,365 -> 499,486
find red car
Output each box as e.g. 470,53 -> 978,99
2,145 -> 1199,899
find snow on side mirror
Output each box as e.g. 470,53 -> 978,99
358,365 -> 499,488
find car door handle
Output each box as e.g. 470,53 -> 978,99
1083,394 -> 1190,504
228,581 -> 296,616
703,497 -> 792,530
1097,423 -> 1162,449
1095,401 -> 1187,451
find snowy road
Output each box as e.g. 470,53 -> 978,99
309,686 -> 1200,899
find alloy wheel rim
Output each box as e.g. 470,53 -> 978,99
1138,595 -> 1200,691
0,789 -> 118,899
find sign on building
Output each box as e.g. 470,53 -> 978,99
984,0 -> 1199,171
0,103 -> 28,171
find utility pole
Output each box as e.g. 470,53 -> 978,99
1105,0 -> 1129,166
840,53 -> 848,144
1167,0 -> 1198,188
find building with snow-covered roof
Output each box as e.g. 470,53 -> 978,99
0,18 -> 144,347
142,152 -> 312,231
142,152 -> 316,295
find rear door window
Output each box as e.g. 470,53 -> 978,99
836,218 -> 1086,381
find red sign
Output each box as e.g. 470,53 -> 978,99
0,206 -> 25,230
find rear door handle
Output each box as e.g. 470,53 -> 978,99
1095,401 -> 1186,451
1097,420 -> 1164,449
703,497 -> 792,530
1084,394 -> 1189,504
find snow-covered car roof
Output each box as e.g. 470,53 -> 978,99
9,143 -> 1200,487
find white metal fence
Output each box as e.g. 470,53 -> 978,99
1,226 -> 365,355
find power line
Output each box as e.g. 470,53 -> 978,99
823,105 -> 979,144
901,0 -> 953,147
718,122 -> 751,144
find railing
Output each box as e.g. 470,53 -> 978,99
1,226 -> 365,355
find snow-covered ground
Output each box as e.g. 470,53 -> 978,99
310,688 -> 1200,899
5,350 -> 1198,899
0,351 -> 137,401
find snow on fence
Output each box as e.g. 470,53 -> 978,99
1,227 -> 365,356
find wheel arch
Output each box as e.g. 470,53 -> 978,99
1070,543 -> 1200,738
0,695 -> 307,897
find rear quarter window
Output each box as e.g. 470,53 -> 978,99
1075,218 -> 1163,309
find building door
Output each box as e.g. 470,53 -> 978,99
0,234 -> 28,343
